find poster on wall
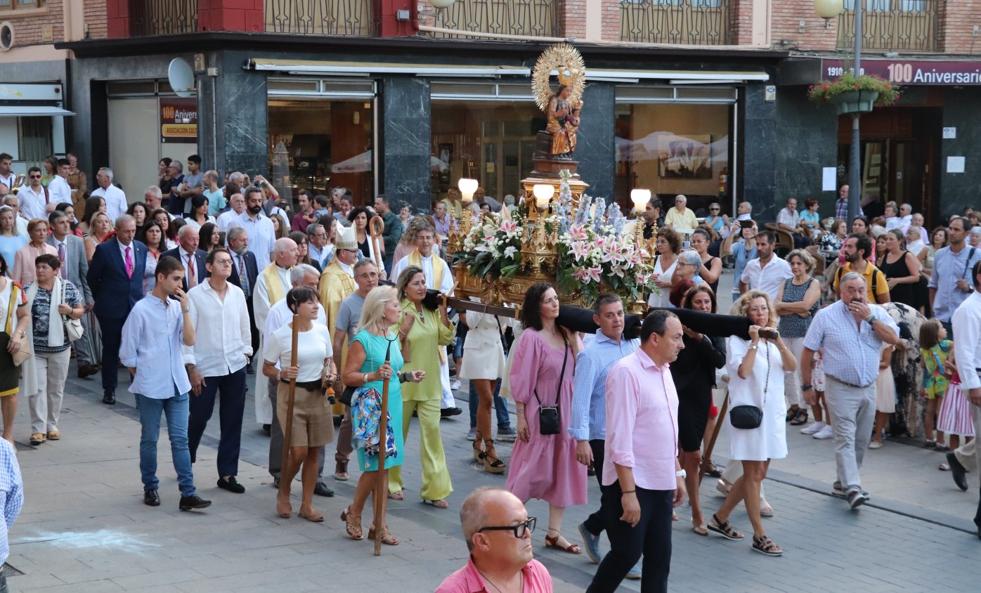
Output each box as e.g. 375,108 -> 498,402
160,98 -> 198,143
658,134 -> 713,179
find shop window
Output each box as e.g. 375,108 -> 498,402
268,98 -> 374,204
615,102 -> 731,215
430,101 -> 543,205
17,117 -> 51,164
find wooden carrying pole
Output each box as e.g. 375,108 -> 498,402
373,340 -> 393,556
701,391 -> 729,478
278,315 -> 300,499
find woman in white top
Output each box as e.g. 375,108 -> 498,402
646,227 -> 681,308
709,290 -> 796,557
459,306 -> 509,474
183,195 -> 216,232
263,286 -> 336,523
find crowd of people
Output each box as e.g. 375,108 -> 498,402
0,148 -> 979,593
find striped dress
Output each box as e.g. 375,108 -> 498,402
937,370 -> 975,437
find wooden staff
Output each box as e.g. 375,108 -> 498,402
370,215 -> 386,277
701,390 -> 729,479
278,315 -> 300,500
373,339 -> 393,556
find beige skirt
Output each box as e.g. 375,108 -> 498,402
276,383 -> 334,448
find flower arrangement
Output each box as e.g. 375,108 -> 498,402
807,73 -> 901,107
454,206 -> 524,279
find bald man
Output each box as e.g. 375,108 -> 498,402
436,488 -> 553,593
252,237 -> 298,428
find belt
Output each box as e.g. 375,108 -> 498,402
826,374 -> 872,390
281,379 -> 323,392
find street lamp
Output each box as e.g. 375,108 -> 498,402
815,0 -> 862,223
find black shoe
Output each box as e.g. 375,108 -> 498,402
179,495 -> 212,511
272,476 -> 280,489
144,489 -> 160,507
847,489 -> 868,510
102,390 -> 116,405
440,407 -> 462,418
217,476 -> 245,494
261,424 -> 271,436
246,362 -> 255,375
78,364 -> 100,379
947,452 -> 969,492
314,481 -> 334,497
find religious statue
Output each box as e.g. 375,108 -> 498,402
546,86 -> 582,159
532,44 -> 586,165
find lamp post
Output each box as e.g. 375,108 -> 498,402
816,0 -> 861,223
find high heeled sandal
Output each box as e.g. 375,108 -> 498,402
482,439 -> 506,474
368,526 -> 400,545
544,532 -> 581,554
341,507 -> 364,540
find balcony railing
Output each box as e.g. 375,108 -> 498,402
130,0 -> 198,36
266,0 -> 376,36
426,0 -> 558,39
837,0 -> 939,51
620,0 -> 729,45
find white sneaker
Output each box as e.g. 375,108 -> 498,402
868,440 -> 883,449
800,421 -> 825,435
450,379 -> 462,391
813,425 -> 834,440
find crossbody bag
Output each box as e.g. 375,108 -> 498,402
729,338 -> 770,429
534,332 -> 568,435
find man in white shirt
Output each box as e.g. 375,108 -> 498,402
0,153 -> 15,190
252,237 -> 297,429
227,188 -> 275,270
217,192 -> 246,233
184,247 -> 253,495
144,185 -> 170,216
119,255 -> 211,512
951,260 -> 981,539
16,166 -> 47,221
776,197 -> 809,248
306,222 -> 332,268
90,167 -> 128,222
739,231 -> 792,300
45,158 -> 73,213
265,263 -> 333,497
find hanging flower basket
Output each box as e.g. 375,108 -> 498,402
808,73 -> 900,114
831,90 -> 879,114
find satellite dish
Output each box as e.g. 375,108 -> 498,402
168,58 -> 195,98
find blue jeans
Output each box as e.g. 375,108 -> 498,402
136,391 -> 196,496
468,379 -> 511,430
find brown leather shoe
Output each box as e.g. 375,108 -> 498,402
77,364 -> 100,379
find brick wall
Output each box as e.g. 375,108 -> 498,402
599,0 -> 619,41
559,0 -> 585,38
0,0 -> 66,47
84,0 -> 107,39
939,0 -> 979,53
770,0 -> 837,51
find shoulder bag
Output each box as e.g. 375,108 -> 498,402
5,285 -> 29,367
534,332 -> 568,436
729,339 -> 769,430
63,281 -> 84,342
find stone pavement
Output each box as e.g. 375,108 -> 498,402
6,269 -> 981,592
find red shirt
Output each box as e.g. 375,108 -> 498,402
435,558 -> 552,593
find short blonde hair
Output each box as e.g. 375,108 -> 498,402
786,248 -> 815,274
735,290 -> 778,328
359,285 -> 399,334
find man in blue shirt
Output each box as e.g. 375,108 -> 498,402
120,255 -> 211,512
0,437 -> 23,593
930,217 -> 981,338
569,294 -> 640,577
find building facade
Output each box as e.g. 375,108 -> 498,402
0,1 -> 976,225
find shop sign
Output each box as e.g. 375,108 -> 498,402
822,59 -> 981,86
160,98 -> 198,143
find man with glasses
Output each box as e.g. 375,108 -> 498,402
184,247 -> 252,494
17,167 -> 47,221
436,487 -> 552,593
306,223 -> 331,269
930,217 -> 981,338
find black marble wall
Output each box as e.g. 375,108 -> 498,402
382,77 -> 432,213
775,87 -> 839,216
574,83 -> 616,199
940,89 -> 981,219
212,51 -> 268,177
741,83 -> 779,221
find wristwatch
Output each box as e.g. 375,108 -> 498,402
675,469 -> 687,479
800,383 -> 813,391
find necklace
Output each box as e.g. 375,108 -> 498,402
475,567 -> 522,593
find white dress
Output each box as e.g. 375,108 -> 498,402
647,255 -> 678,308
725,336 -> 788,461
459,310 -> 508,381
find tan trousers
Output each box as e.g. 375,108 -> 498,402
29,349 -> 71,434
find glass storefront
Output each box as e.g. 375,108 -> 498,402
430,82 -> 543,205
615,87 -> 735,215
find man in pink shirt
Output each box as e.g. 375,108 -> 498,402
436,488 -> 553,593
587,310 -> 687,593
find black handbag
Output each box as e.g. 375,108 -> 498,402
535,332 -> 568,436
729,338 -> 770,430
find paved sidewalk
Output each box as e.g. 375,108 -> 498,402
6,360 -> 981,593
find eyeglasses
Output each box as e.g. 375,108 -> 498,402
477,517 -> 536,539
340,249 -> 358,254
709,207 -> 720,211
29,175 -> 41,179
212,259 -> 233,266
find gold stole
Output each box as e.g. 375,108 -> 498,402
407,249 -> 444,289
262,264 -> 287,305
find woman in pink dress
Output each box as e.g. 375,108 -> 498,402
506,282 -> 587,554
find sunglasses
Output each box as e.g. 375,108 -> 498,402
29,175 -> 41,179
709,207 -> 720,211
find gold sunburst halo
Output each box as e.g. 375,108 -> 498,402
532,44 -> 586,112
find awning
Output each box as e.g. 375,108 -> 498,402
0,106 -> 74,117
246,58 -> 769,84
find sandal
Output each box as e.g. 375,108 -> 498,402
752,534 -> 783,557
790,409 -> 809,426
422,498 -> 449,509
341,507 -> 364,540
544,532 -> 581,554
334,460 -> 349,481
388,490 -> 405,501
707,514 -> 743,541
473,436 -> 484,462
276,495 -> 292,519
368,526 -> 400,546
939,463 -> 951,472
298,507 -> 324,523
923,440 -> 936,449
700,461 -> 722,478
692,524 -> 709,536
785,406 -> 799,422
482,439 -> 506,474
29,432 -> 46,446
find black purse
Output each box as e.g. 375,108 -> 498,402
535,333 -> 568,436
729,338 -> 770,430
